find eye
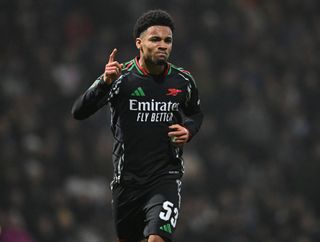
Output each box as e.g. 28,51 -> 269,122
149,36 -> 160,42
165,37 -> 172,43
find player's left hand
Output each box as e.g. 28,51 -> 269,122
168,124 -> 190,145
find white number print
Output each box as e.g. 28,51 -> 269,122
159,201 -> 173,221
171,207 -> 179,228
159,201 -> 179,228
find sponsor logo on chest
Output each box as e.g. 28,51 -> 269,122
128,87 -> 181,123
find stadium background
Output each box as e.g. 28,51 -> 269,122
1,0 -> 320,241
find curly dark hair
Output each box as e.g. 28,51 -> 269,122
133,9 -> 175,39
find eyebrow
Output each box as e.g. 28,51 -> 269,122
148,35 -> 172,39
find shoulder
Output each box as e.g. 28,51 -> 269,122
117,59 -> 138,81
121,59 -> 135,72
170,64 -> 197,86
110,59 -> 135,84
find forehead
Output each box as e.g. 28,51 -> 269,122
142,25 -> 172,37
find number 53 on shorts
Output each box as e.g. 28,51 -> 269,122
159,201 -> 179,228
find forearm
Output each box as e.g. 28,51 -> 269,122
71,77 -> 111,120
183,111 -> 203,141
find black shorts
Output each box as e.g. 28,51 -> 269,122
111,178 -> 182,242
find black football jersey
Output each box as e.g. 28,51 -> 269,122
72,57 -> 203,186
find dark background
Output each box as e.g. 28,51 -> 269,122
1,0 -> 320,241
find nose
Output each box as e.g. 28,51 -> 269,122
159,41 -> 168,50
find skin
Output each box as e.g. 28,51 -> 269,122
104,26 -> 189,242
141,235 -> 165,242
136,25 -> 172,75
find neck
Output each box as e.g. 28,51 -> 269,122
138,56 -> 165,75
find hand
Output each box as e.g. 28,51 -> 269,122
103,48 -> 123,84
168,124 -> 190,146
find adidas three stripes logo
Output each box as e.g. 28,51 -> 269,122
131,87 -> 145,96
160,224 -> 172,234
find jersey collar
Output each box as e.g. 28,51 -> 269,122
134,57 -> 171,77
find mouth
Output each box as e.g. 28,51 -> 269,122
156,51 -> 167,56
156,52 -> 168,59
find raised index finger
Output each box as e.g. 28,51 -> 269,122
108,48 -> 117,63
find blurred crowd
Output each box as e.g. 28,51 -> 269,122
1,0 -> 320,241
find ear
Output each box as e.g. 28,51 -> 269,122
136,38 -> 142,50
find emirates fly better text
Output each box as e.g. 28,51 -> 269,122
129,99 -> 179,122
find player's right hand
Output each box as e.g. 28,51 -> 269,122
103,48 -> 123,84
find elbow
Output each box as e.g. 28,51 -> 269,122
71,106 -> 86,120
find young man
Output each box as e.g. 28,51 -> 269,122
72,9 -> 203,242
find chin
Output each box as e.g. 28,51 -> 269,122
155,59 -> 167,65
